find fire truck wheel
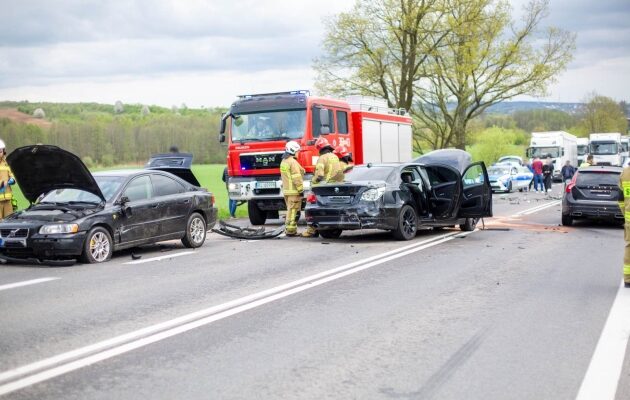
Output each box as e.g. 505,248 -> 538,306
248,200 -> 267,225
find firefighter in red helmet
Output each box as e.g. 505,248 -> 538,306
333,145 -> 354,175
302,137 -> 343,237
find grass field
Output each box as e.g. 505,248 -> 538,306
10,164 -> 248,220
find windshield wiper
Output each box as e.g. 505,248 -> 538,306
67,201 -> 102,206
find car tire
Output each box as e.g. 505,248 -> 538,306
319,229 -> 343,239
81,226 -> 113,264
182,212 -> 207,248
561,214 -> 573,226
392,205 -> 417,240
460,217 -> 478,232
248,200 -> 267,225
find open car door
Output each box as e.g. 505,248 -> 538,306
457,162 -> 493,218
423,164 -> 462,220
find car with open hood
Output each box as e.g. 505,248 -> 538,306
0,145 -> 217,264
304,149 -> 492,240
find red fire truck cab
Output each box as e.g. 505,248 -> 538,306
219,90 -> 412,225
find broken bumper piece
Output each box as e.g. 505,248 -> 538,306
211,220 -> 285,240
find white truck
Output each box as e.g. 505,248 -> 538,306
589,132 -> 622,166
526,131 -> 578,181
577,137 -> 589,166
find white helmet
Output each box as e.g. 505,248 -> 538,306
285,141 -> 300,155
0,140 -> 5,149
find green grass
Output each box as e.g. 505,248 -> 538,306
11,164 -> 247,220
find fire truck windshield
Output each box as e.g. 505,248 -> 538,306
231,110 -> 306,142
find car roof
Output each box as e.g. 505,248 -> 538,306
92,169 -> 146,177
578,166 -> 623,173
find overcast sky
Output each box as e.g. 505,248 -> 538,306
0,0 -> 628,107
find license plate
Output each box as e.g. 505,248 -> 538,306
328,196 -> 351,203
255,181 -> 276,189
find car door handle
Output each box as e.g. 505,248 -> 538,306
180,199 -> 190,204
150,203 -> 161,208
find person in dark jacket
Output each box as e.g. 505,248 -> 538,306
542,157 -> 554,193
561,161 -> 576,187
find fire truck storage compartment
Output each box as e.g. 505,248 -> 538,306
359,118 -> 412,163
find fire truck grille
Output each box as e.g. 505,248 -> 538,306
240,153 -> 283,170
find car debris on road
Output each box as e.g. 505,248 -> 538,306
212,220 -> 284,240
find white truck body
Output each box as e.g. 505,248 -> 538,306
589,132 -> 622,166
527,131 -> 578,180
621,136 -> 630,159
576,137 -> 589,166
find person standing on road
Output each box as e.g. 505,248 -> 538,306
580,154 -> 594,168
542,157 -> 554,193
0,140 -> 16,218
333,145 -> 354,176
222,166 -> 237,218
618,165 -> 630,287
525,161 -> 535,191
302,137 -> 344,238
280,141 -> 304,236
561,160 -> 576,188
532,157 -> 544,192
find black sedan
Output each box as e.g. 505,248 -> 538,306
561,165 -> 624,226
305,149 -> 492,240
0,145 -> 217,264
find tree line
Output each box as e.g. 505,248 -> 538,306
0,102 -> 227,166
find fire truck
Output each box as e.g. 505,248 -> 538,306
219,90 -> 413,225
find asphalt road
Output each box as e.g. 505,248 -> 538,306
1,184 -> 629,399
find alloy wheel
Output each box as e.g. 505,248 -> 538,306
90,232 -> 111,262
190,217 -> 205,245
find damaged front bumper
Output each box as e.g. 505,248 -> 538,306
211,220 -> 285,240
305,203 -> 398,231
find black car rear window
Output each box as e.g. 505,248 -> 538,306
345,166 -> 395,182
576,171 -> 620,186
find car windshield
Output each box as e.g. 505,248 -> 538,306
39,176 -> 125,204
231,110 -> 306,142
528,147 -> 560,158
591,142 -> 618,155
577,145 -> 588,156
576,171 -> 620,186
489,167 -> 510,175
345,166 -> 395,182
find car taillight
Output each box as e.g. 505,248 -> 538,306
565,183 -> 575,193
306,193 -> 317,204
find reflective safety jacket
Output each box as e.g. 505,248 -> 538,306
312,152 -> 343,186
0,159 -> 14,201
619,167 -> 630,217
280,155 -> 305,195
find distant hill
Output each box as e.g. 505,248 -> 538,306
485,101 -> 583,115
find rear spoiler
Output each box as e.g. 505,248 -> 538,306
145,153 -> 201,187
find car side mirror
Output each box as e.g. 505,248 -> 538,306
118,196 -> 132,215
119,196 -> 130,205
220,113 -> 227,134
219,133 -> 226,143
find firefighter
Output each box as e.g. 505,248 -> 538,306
280,141 -> 304,236
0,140 -> 16,218
619,164 -> 630,287
302,137 -> 344,237
333,145 -> 354,175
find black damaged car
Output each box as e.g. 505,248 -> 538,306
305,149 -> 492,240
0,145 -> 217,264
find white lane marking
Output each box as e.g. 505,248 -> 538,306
123,251 -> 195,265
0,278 -> 59,292
0,231 -> 469,395
513,200 -> 561,216
575,280 -> 630,400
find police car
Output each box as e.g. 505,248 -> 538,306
488,163 -> 533,193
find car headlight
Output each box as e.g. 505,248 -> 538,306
360,187 -> 386,201
39,224 -> 79,234
228,183 -> 241,191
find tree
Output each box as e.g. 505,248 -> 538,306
314,0 -> 444,111
315,0 -> 575,151
414,0 -> 575,149
578,93 -> 628,134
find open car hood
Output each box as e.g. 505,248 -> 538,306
145,153 -> 201,187
415,149 -> 472,174
7,145 -> 105,203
